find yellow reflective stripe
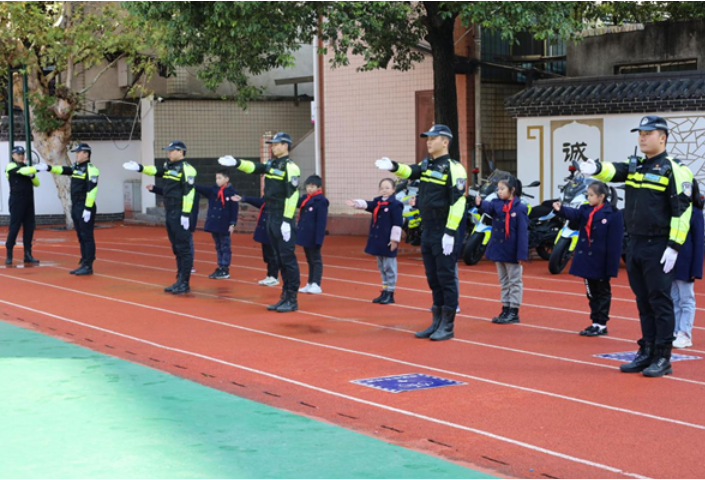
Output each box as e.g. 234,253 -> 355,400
594,162 -> 617,182
284,190 -> 299,219
395,163 -> 412,179
17,166 -> 37,176
85,165 -> 99,208
142,165 -> 157,176
31,176 -> 40,187
182,163 -> 197,214
420,176 -> 446,186
445,160 -> 468,232
670,225 -> 688,244
164,174 -> 182,181
265,173 -> 285,180
624,180 -> 667,192
628,172 -> 669,186
72,172 -> 86,179
670,159 -> 693,246
182,188 -> 195,213
238,159 -> 256,174
49,165 -> 62,175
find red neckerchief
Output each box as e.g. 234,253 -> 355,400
299,190 -> 322,218
586,203 -> 605,243
502,199 -> 514,239
216,185 -> 227,206
373,200 -> 390,226
257,203 -> 265,223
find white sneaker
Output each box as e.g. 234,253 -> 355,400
456,306 -> 461,313
260,276 -> 280,287
307,283 -> 322,294
673,332 -> 693,349
299,283 -> 312,293
191,268 -> 197,273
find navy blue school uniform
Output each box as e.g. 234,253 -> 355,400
674,209 -> 704,282
364,196 -> 404,257
557,203 -> 624,280
296,192 -> 329,248
242,195 -> 270,245
479,197 -> 529,263
193,184 -> 239,234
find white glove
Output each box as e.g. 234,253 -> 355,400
579,158 -> 598,176
82,209 -> 91,223
660,247 -> 678,274
34,163 -> 49,172
123,161 -> 141,171
442,234 -> 455,256
281,221 -> 291,242
352,199 -> 367,209
180,215 -> 190,230
375,157 -> 394,171
218,155 -> 238,167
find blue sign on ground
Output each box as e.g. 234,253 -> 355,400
595,351 -> 702,363
351,373 -> 466,393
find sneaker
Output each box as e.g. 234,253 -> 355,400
673,332 -> 693,349
260,276 -> 280,287
208,268 -> 221,279
456,306 -> 461,313
580,325 -> 608,337
307,283 -> 322,294
299,283 -> 312,293
214,268 -> 230,280
191,268 -> 197,274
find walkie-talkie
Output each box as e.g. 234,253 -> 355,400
628,146 -> 639,174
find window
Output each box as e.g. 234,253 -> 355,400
615,59 -> 697,75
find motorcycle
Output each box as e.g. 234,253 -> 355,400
394,178 -> 422,246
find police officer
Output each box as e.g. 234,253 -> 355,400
34,142 -> 99,275
376,124 -> 467,341
580,115 -> 694,377
123,141 -> 197,294
218,132 -> 301,312
5,146 -> 40,265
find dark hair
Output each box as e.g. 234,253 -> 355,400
498,175 -> 518,198
216,169 -> 230,178
588,180 -> 610,203
692,181 -> 704,210
379,177 -> 395,189
305,175 -> 322,188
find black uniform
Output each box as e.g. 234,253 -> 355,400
51,162 -> 100,267
595,147 -> 693,375
141,159 -> 198,290
392,150 -> 467,341
5,160 -> 38,262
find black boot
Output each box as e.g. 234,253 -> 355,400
5,248 -> 12,265
642,344 -> 673,377
268,292 -> 288,311
172,271 -> 191,294
277,291 -> 299,313
430,307 -> 456,341
492,306 -> 510,323
378,290 -> 395,305
74,261 -> 93,276
497,307 -> 520,324
214,267 -> 230,279
372,290 -> 387,303
24,251 -> 39,264
70,259 -> 84,274
620,340 -> 654,373
208,267 -> 221,279
415,305 -> 442,339
164,275 -> 181,292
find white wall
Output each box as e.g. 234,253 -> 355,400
517,111 -> 705,205
1,140 -> 141,215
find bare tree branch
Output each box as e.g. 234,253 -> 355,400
78,53 -> 125,95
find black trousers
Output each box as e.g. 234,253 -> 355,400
304,246 -> 323,285
266,214 -> 300,294
585,278 -> 611,325
165,208 -> 193,283
71,203 -> 96,263
6,195 -> 35,254
261,243 -> 279,278
421,219 -> 460,309
626,235 -> 675,346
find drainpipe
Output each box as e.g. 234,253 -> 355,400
474,25 -> 482,178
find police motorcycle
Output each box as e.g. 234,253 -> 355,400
462,168 -> 557,265
547,161 -> 621,274
394,178 -> 422,246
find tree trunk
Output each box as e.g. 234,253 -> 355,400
423,2 -> 460,161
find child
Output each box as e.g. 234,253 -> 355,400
671,183 -> 704,348
233,194 -> 280,286
146,183 -> 201,273
192,169 -> 239,279
552,180 -> 623,336
346,178 -> 403,304
475,175 -> 528,324
297,175 -> 329,294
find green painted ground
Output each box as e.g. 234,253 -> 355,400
0,321 -> 491,479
